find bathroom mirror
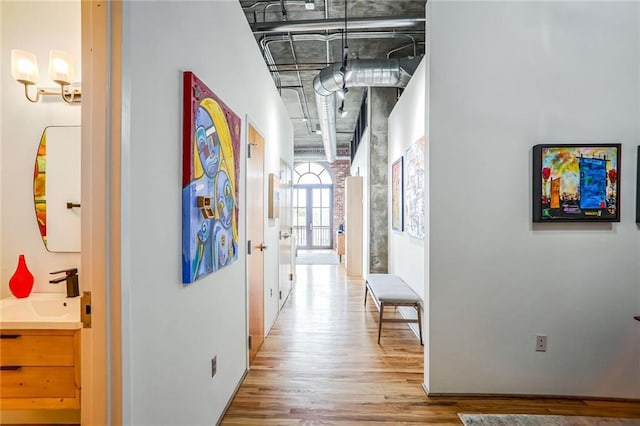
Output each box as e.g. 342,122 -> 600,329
33,126 -> 81,252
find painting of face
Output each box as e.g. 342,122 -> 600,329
182,72 -> 241,283
195,106 -> 220,178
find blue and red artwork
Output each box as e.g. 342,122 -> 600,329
182,72 -> 241,283
533,144 -> 620,222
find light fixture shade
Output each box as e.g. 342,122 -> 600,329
11,49 -> 39,85
49,50 -> 74,85
305,0 -> 315,9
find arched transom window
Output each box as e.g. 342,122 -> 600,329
295,162 -> 333,185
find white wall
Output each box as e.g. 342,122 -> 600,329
427,1 -> 640,398
388,58 -> 427,300
120,1 -> 293,424
0,1 -> 81,299
387,58 -> 429,385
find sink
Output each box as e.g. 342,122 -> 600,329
0,293 -> 81,329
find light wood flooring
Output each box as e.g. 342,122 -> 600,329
222,264 -> 640,424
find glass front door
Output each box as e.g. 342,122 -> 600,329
294,185 -> 333,249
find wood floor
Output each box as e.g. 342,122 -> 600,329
222,264 -> 640,425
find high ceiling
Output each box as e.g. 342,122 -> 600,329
239,0 -> 426,161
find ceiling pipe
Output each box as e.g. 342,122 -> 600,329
252,16 -> 425,33
294,151 -> 351,161
313,56 -> 423,163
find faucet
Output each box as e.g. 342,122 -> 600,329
49,268 -> 80,298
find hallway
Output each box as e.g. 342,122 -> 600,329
222,265 -> 640,424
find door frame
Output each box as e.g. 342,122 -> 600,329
81,0 -> 122,424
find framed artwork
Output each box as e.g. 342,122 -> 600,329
391,156 -> 403,231
405,137 -> 425,239
268,173 -> 280,219
636,146 -> 639,223
182,71 -> 241,284
532,143 -> 621,222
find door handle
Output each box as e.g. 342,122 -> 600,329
255,243 -> 268,251
282,232 -> 290,239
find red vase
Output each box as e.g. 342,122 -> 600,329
9,254 -> 34,298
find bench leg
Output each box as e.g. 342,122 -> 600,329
416,303 -> 423,346
364,284 -> 368,306
378,302 -> 385,344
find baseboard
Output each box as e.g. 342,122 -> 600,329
421,383 -> 430,397
216,368 -> 248,426
423,390 -> 640,403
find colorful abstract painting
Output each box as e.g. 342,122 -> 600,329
182,72 -> 241,283
405,137 -> 425,239
532,144 -> 620,222
391,156 -> 403,232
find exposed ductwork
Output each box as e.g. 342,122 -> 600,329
313,55 -> 423,163
252,16 -> 425,33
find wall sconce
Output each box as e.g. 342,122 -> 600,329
11,49 -> 81,104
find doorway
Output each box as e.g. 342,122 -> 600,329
293,162 -> 333,250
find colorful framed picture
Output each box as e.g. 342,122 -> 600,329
405,137 -> 425,239
182,71 -> 241,283
532,143 -> 621,222
391,156 -> 403,232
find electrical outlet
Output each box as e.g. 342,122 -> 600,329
211,356 -> 217,378
536,335 -> 547,352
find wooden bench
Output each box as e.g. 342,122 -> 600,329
364,274 -> 423,345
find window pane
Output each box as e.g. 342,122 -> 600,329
321,189 -> 330,206
296,208 -> 306,226
322,208 -> 330,225
294,189 -> 305,207
312,189 -> 321,206
294,162 -> 309,175
319,169 -> 333,184
312,208 -> 321,225
309,162 -> 324,175
299,173 -> 320,184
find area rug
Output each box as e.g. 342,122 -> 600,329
459,414 -> 640,426
296,249 -> 339,265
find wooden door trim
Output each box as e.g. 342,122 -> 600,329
81,0 -> 122,423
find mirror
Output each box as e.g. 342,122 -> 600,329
33,126 -> 81,252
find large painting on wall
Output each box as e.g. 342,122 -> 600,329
405,137 -> 425,239
532,144 -> 620,222
182,71 -> 241,284
391,156 -> 403,231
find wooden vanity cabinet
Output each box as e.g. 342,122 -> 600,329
0,329 -> 80,409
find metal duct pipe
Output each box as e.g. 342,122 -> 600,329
294,151 -> 351,161
252,16 -> 425,33
313,56 -> 423,163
